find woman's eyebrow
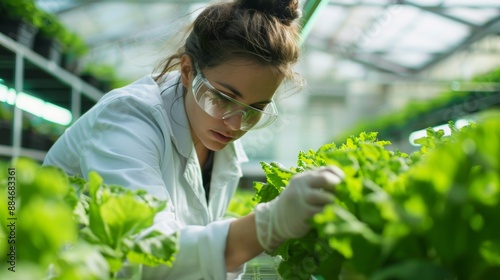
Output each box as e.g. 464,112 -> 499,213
215,81 -> 272,104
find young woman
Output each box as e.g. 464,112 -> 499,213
43,0 -> 344,279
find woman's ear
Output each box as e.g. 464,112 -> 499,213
180,54 -> 193,88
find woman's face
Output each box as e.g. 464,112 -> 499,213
181,57 -> 283,151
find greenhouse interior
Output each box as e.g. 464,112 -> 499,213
1,0 -> 500,279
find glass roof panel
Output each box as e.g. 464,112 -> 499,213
309,6 -> 348,39
35,0 -> 500,81
393,10 -> 470,52
331,0 -> 360,4
361,5 -> 422,51
393,34 -> 447,53
334,6 -> 384,44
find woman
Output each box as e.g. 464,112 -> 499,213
43,0 -> 344,279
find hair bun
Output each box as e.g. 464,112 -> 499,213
236,0 -> 301,24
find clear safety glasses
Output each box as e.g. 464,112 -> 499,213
192,64 -> 278,131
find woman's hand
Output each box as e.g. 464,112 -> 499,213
254,166 -> 344,251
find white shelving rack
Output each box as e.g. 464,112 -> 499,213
0,32 -> 103,161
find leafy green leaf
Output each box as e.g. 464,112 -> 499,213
254,117 -> 500,280
127,231 -> 179,267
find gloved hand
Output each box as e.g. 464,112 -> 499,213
254,166 -> 344,251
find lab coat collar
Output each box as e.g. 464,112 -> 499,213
154,72 -> 248,221
157,72 -> 192,159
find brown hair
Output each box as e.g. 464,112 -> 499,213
154,0 -> 303,87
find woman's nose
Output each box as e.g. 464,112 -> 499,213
223,111 -> 244,131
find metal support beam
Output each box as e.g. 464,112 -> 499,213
417,15 -> 500,72
71,86 -> 81,121
401,1 -> 479,27
12,50 -> 24,159
301,0 -> 330,43
351,52 -> 415,75
306,42 -> 415,76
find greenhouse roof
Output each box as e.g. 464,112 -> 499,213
35,0 -> 500,79
304,0 -> 500,76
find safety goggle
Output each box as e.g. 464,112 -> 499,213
192,64 -> 278,131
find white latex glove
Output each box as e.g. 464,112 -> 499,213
254,166 -> 344,251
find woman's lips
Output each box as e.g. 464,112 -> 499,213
211,130 -> 233,143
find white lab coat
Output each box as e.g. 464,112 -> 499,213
43,72 -> 249,279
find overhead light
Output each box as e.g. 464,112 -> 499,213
0,81 -> 72,126
16,93 -> 46,117
409,119 -> 472,146
0,83 -> 17,105
43,103 -> 72,125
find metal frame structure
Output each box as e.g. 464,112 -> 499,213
0,32 -> 103,160
34,0 -> 500,78
302,0 -> 500,76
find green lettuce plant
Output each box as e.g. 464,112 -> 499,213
0,159 -> 178,280
338,68 -> 500,142
254,113 -> 500,280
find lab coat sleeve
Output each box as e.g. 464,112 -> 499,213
142,211 -> 239,280
79,96 -> 169,199
78,96 -> 240,279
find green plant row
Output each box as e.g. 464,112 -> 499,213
253,111 -> 500,280
226,189 -> 257,218
1,1 -> 132,93
0,0 -> 89,56
0,159 -> 178,280
338,68 -> 500,142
